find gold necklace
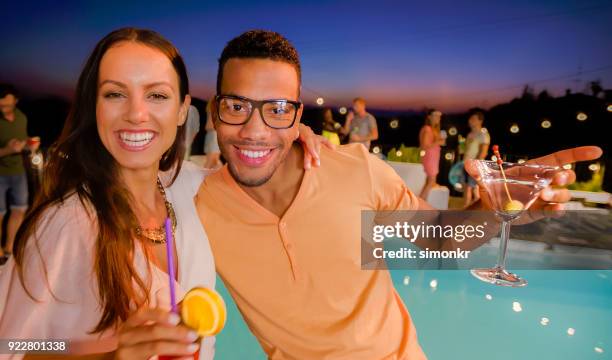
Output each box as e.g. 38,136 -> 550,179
135,178 -> 177,244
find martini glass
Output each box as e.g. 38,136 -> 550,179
470,160 -> 559,287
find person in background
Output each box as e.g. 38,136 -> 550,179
321,108 -> 341,146
340,97 -> 378,150
203,97 -> 223,169
419,109 -> 444,200
463,110 -> 490,207
183,104 -> 200,160
0,84 -> 39,265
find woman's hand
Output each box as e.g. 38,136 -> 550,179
297,123 -> 336,170
115,308 -> 199,360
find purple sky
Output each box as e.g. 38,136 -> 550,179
2,0 -> 611,112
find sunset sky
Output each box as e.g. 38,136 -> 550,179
2,0 -> 611,112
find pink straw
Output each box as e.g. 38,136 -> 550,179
164,218 -> 178,314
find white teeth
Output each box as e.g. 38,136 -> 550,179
239,149 -> 271,159
119,131 -> 154,147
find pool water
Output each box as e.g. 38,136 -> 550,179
215,270 -> 612,359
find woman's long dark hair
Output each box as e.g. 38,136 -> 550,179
14,27 -> 189,333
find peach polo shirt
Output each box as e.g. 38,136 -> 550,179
196,144 -> 427,360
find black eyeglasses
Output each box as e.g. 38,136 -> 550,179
215,94 -> 302,129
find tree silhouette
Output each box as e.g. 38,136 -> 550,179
589,80 -> 603,97
537,90 -> 552,102
521,85 -> 535,101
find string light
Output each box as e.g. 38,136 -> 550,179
588,163 -> 600,172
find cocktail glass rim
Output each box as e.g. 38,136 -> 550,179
475,159 -> 560,172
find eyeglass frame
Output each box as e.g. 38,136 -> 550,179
214,94 -> 302,129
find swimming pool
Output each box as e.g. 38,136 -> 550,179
215,270 -> 612,359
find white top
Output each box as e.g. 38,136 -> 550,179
184,105 -> 201,159
0,161 -> 215,359
464,128 -> 490,160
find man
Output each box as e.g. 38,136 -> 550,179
0,84 -> 38,264
463,110 -> 490,207
340,97 -> 378,150
195,30 -> 600,359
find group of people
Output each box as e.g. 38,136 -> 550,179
320,97 -> 379,150
319,102 -> 491,208
0,27 -> 600,360
418,109 -> 491,207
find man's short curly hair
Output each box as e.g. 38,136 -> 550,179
216,30 -> 301,95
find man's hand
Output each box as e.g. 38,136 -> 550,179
340,111 -> 355,136
466,146 -> 603,213
346,111 -> 354,123
8,138 -> 26,153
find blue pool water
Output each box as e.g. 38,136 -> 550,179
215,270 -> 612,359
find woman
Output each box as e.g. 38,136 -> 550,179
419,109 -> 444,200
0,28 -> 327,360
321,108 -> 341,146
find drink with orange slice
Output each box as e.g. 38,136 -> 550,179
180,287 -> 227,337
158,287 -> 227,360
